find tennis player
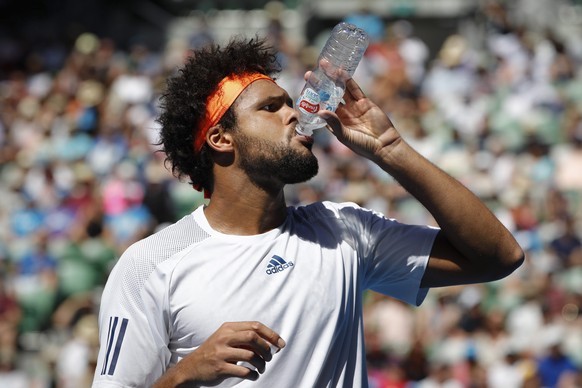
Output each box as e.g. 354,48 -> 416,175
91,38 -> 524,387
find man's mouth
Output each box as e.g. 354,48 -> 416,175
294,131 -> 314,147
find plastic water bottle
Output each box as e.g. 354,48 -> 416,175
295,22 -> 369,136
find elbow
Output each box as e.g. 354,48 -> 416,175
488,245 -> 525,281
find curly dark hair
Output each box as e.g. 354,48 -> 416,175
157,37 -> 281,192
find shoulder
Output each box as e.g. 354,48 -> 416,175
289,201 -> 388,227
289,201 -> 368,220
104,211 -> 212,307
287,201 -> 387,248
122,212 -> 206,265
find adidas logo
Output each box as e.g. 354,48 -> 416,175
266,255 -> 294,275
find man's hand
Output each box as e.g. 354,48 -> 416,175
154,321 -> 285,387
305,71 -> 401,162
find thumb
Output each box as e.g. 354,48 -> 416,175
318,110 -> 342,135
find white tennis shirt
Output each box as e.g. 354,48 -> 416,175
92,201 -> 438,387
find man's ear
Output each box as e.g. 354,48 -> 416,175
206,125 -> 234,152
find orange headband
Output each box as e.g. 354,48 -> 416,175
194,72 -> 275,152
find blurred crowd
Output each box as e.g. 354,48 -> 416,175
1,1 -> 581,387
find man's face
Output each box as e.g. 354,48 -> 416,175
231,80 -> 319,190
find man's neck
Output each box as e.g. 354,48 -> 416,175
202,186 -> 288,236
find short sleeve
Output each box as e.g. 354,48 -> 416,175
92,251 -> 171,387
327,202 -> 438,306
364,217 -> 438,306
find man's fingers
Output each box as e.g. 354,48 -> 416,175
220,362 -> 260,381
226,348 -> 267,374
318,110 -> 343,135
345,78 -> 366,101
220,321 -> 285,358
241,321 -> 286,350
238,341 -> 273,363
239,355 -> 267,374
228,331 -> 275,362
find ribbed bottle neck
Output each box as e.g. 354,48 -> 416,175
319,22 -> 369,77
320,38 -> 367,76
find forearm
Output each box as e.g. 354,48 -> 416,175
376,139 -> 524,276
320,76 -> 523,279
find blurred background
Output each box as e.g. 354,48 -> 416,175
1,0 -> 582,387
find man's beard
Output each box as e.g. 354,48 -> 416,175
236,133 -> 319,192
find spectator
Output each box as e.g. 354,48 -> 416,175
550,216 -> 582,268
536,340 -> 579,388
417,361 -> 463,388
487,350 -> 525,388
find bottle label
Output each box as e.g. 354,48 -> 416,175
297,88 -> 320,114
